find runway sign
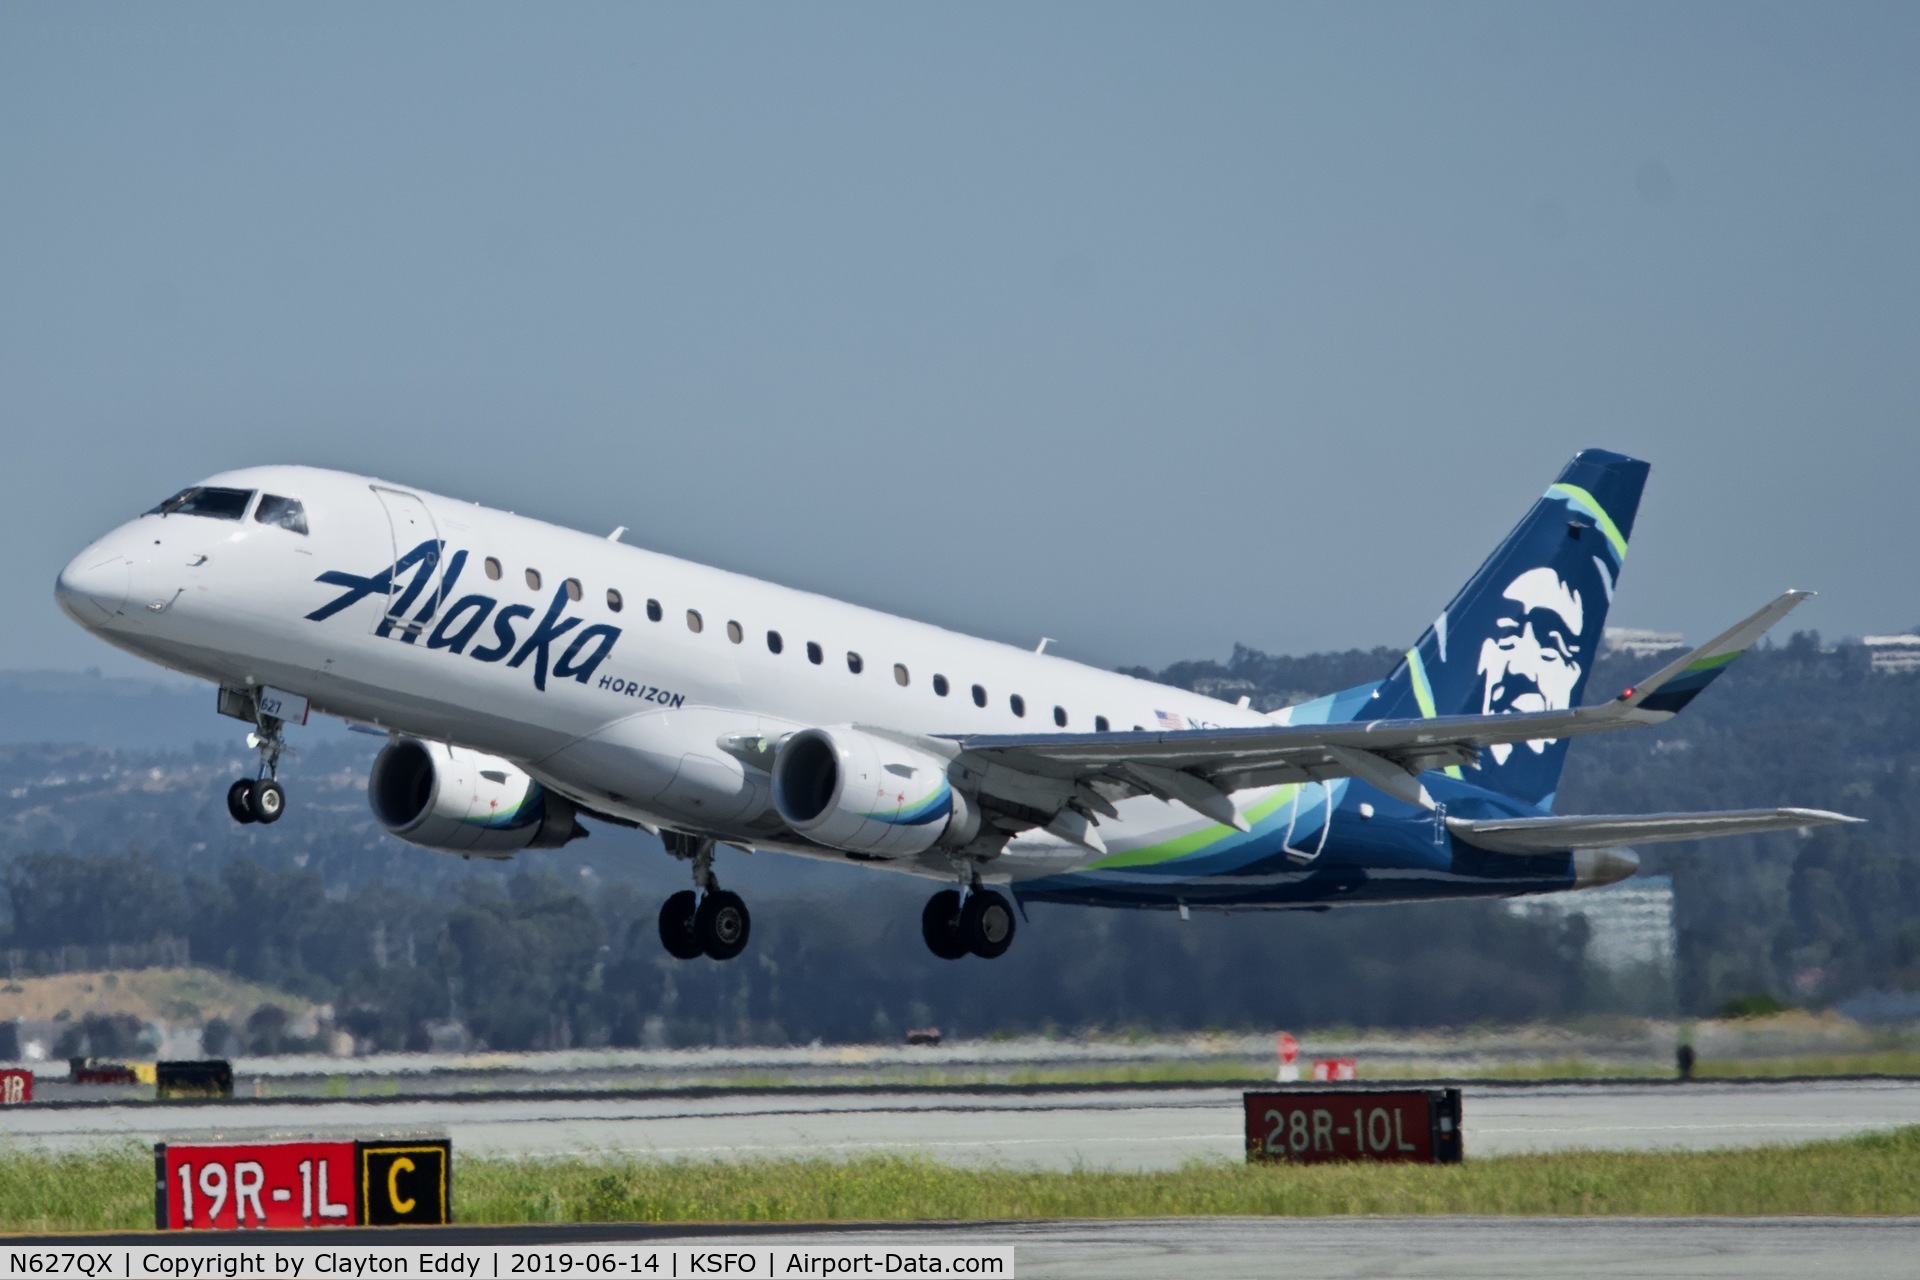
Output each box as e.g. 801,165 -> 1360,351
358,1139 -> 452,1226
156,1139 -> 452,1228
0,1068 -> 30,1104
1245,1088 -> 1463,1164
155,1058 -> 233,1099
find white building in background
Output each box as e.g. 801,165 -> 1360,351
1602,628 -> 1688,660
1510,875 -> 1678,975
1860,635 -> 1920,675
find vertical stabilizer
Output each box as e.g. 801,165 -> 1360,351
1373,449 -> 1651,808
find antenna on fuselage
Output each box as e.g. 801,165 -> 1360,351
608,526 -> 627,542
1035,637 -> 1054,654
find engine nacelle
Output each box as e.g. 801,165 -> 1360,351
771,726 -> 978,856
368,737 -> 584,857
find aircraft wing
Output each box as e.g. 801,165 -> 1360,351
1446,808 -> 1861,855
944,592 -> 1813,834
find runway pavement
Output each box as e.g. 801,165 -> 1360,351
8,1078 -> 1920,1167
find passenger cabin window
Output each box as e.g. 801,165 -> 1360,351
646,598 -> 663,622
893,663 -> 910,687
767,630 -> 784,654
847,651 -> 864,674
726,620 -> 744,644
1053,705 -> 1068,727
607,589 -> 624,612
254,494 -> 308,534
687,609 -> 704,633
484,557 -> 503,581
526,568 -> 542,591
971,684 -> 987,707
807,642 -> 824,665
564,577 -> 582,602
1095,715 -> 1110,732
147,486 -> 253,521
933,674 -> 950,697
1010,694 -> 1026,717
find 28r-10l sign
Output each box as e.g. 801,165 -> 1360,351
1244,1089 -> 1462,1164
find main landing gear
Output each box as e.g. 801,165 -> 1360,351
226,709 -> 288,826
921,886 -> 1016,960
658,833 -> 751,961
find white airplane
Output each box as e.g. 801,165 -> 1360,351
55,450 -> 1855,962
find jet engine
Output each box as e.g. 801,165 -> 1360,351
368,737 -> 584,856
771,727 -> 979,856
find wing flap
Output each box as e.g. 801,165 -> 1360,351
1447,807 -> 1861,855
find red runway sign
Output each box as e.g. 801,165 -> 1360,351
157,1141 -> 355,1229
1245,1088 -> 1463,1164
0,1068 -> 31,1104
155,1139 -> 451,1228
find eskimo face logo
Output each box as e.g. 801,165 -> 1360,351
305,540 -> 620,691
1477,566 -> 1584,764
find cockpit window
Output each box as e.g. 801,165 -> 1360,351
254,494 -> 309,535
146,487 -> 254,521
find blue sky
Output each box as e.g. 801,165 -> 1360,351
3,3 -> 1916,677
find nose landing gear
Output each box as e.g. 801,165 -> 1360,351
226,702 -> 288,825
657,833 -> 752,961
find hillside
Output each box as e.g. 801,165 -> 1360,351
0,634 -> 1914,1049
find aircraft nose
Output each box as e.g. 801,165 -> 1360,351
1572,846 -> 1640,889
55,549 -> 131,625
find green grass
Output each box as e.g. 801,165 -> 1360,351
458,1129 -> 1920,1221
0,1146 -> 154,1235
11,1129 -> 1920,1233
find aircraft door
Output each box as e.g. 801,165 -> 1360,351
370,485 -> 446,640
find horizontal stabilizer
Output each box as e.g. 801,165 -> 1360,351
1448,807 -> 1861,855
1619,590 -> 1812,716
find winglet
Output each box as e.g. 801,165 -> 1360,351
1620,590 -> 1812,716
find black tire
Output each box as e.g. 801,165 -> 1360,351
226,779 -> 257,825
921,890 -> 968,960
696,889 -> 751,961
961,889 -> 1016,959
658,890 -> 703,960
250,778 -> 286,824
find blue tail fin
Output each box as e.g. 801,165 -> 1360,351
1374,449 -> 1651,809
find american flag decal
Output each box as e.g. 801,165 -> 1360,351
1154,709 -> 1185,731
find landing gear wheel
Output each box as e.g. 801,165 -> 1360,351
696,890 -> 751,961
249,778 -> 286,824
961,889 -> 1016,959
921,890 -> 968,960
658,890 -> 703,960
227,779 -> 258,825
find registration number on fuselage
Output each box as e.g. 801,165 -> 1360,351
597,676 -> 685,708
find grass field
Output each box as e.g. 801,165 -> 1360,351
8,1127 -> 1920,1234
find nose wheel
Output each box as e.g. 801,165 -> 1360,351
226,777 -> 286,825
226,702 -> 289,825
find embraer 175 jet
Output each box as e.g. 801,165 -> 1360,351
55,449 -> 1854,962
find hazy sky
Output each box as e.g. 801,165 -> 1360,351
4,3 -> 1916,679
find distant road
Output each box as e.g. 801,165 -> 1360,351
12,1079 -> 1920,1168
